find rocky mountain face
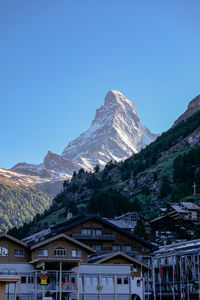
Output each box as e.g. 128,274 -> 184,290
13,92 -> 200,237
62,90 -> 158,171
173,94 -> 200,127
11,90 -> 158,189
5,92 -> 200,235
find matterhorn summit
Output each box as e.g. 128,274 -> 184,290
12,90 -> 158,185
62,89 -> 158,171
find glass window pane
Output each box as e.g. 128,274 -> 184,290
124,277 -> 128,284
93,245 -> 102,251
117,277 -> 122,284
123,245 -> 131,251
86,277 -> 91,285
38,249 -> 48,256
95,229 -> 102,235
82,228 -> 91,235
2,247 -> 8,256
101,277 -> 107,285
108,277 -> 114,285
21,276 -> 26,284
82,229 -> 87,235
112,245 -> 121,251
92,277 -> 98,285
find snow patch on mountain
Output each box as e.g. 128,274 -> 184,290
11,90 -> 158,184
62,90 -> 158,171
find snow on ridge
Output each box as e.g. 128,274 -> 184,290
10,90 -> 158,180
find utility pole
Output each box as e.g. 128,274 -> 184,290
193,182 -> 197,195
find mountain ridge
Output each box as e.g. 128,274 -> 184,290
5,93 -> 200,236
11,90 -> 158,181
13,92 -> 200,237
62,90 -> 158,171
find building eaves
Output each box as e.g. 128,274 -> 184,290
0,234 -> 27,247
92,251 -> 150,269
30,233 -> 96,253
53,214 -> 158,251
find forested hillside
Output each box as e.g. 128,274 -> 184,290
0,179 -> 51,232
9,107 -> 200,239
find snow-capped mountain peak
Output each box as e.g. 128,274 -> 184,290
12,90 -> 158,182
61,90 -> 158,171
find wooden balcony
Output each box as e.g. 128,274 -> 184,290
72,234 -> 116,240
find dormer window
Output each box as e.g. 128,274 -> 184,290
55,248 -> 66,256
0,246 -> 8,256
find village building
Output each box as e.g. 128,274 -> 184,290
23,215 -> 156,265
0,215 -> 155,300
106,212 -> 150,235
152,239 -> 200,300
150,201 -> 200,244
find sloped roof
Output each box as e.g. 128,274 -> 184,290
180,202 -> 200,210
91,251 -> 150,269
30,233 -> 96,253
52,214 -> 157,250
150,214 -> 170,223
170,205 -> 188,213
0,234 -> 27,247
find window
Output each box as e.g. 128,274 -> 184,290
101,277 -> 114,285
137,279 -> 141,287
86,276 -> 92,285
93,229 -> 102,236
82,228 -> 91,235
117,277 -> 128,285
124,277 -> 128,284
38,249 -> 48,256
92,244 -> 102,251
123,245 -> 131,251
28,276 -> 34,284
101,277 -> 107,285
72,249 -> 82,257
92,277 -> 98,285
14,249 -> 24,257
108,277 -> 114,285
0,246 -> 8,256
112,245 -> 121,251
142,246 -> 151,252
54,248 -> 66,256
117,277 -> 122,284
21,276 -> 26,284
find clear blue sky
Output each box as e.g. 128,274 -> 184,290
0,0 -> 200,169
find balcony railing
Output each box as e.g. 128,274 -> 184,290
94,250 -> 138,256
72,234 -> 116,240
